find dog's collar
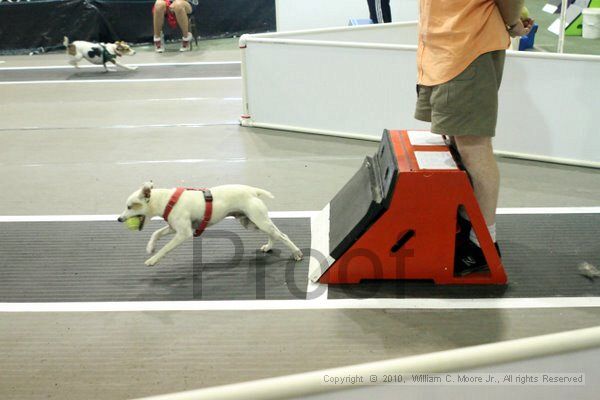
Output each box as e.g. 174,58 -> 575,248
99,44 -> 117,63
162,187 -> 214,237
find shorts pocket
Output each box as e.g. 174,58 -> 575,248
430,84 -> 450,113
446,78 -> 478,114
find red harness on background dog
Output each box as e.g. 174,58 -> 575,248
162,187 -> 213,237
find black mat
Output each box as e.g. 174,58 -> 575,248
0,214 -> 598,302
0,63 -> 241,83
0,218 -> 309,302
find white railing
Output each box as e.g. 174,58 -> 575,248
240,22 -> 600,168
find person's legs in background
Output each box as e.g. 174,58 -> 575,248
170,0 -> 192,51
381,0 -> 392,23
367,0 -> 392,24
153,0 -> 167,52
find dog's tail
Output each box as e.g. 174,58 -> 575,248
254,188 -> 275,200
64,36 -> 77,56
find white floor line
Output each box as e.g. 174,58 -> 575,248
0,122 -> 240,134
269,211 -> 317,219
0,77 -> 241,85
496,207 -> 600,214
2,297 -> 600,313
0,215 -> 120,222
0,207 -> 598,223
306,207 -> 330,301
145,97 -> 242,102
115,155 -> 363,166
0,61 -> 241,71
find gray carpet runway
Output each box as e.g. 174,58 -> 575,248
0,214 -> 598,302
0,218 -> 310,302
0,62 -> 241,82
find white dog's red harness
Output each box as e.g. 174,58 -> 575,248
162,187 -> 213,237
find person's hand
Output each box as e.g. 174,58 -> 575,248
509,18 -> 534,37
522,18 -> 534,31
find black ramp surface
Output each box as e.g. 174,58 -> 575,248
0,63 -> 241,83
0,218 -> 309,302
328,214 -> 600,299
328,132 -> 398,260
328,156 -> 383,260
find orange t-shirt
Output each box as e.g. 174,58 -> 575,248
417,0 -> 511,86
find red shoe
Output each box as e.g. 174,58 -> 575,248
154,36 -> 164,53
180,33 -> 192,52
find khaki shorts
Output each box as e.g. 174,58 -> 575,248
414,50 -> 506,137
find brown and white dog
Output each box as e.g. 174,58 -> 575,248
118,182 -> 304,266
63,36 -> 137,71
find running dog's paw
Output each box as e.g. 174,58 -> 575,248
129,66 -> 138,71
145,256 -> 159,266
146,241 -> 156,254
260,244 -> 272,253
293,250 -> 304,261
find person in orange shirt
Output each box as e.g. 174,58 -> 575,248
414,0 -> 533,275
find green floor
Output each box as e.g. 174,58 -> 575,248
527,0 -> 600,55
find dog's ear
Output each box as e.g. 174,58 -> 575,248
140,181 -> 154,200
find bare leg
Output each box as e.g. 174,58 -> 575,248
453,135 -> 500,226
170,0 -> 192,37
153,0 -> 167,37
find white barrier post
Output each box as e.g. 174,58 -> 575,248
557,0 -> 569,53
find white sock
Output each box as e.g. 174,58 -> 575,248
154,36 -> 161,41
470,223 -> 496,247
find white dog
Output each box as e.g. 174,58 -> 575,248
118,182 -> 304,266
63,36 -> 137,71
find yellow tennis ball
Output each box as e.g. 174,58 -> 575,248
521,6 -> 530,20
125,216 -> 142,231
